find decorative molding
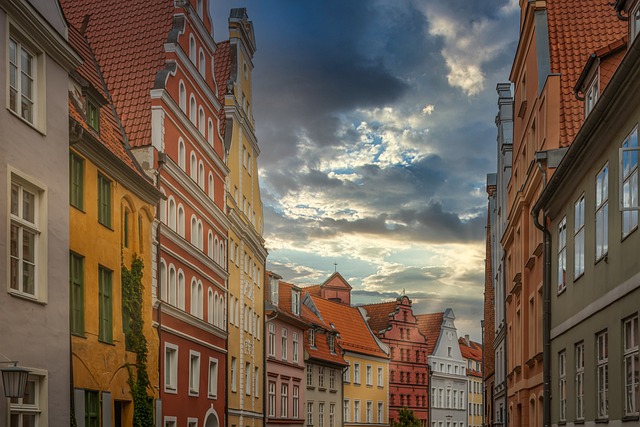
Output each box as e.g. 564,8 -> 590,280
155,318 -> 227,349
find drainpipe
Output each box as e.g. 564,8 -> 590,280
501,248 -> 508,427
156,152 -> 166,424
480,320 -> 485,427
532,160 -> 551,427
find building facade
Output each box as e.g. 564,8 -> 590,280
534,1 -> 640,424
219,10 -> 267,427
0,0 -> 80,424
459,337 -> 483,427
484,173 -> 496,427
362,296 -> 429,426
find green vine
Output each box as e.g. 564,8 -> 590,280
122,255 -> 154,427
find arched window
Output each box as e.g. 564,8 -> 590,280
190,215 -> 198,246
168,197 -> 176,230
198,161 -> 205,189
198,107 -> 205,134
235,298 -> 239,326
168,265 -> 176,305
160,260 -> 167,301
198,281 -> 204,319
208,231 -> 214,258
178,270 -> 185,309
207,119 -> 214,146
218,296 -> 225,328
177,204 -> 185,237
197,0 -> 203,18
229,295 -> 235,326
178,138 -> 186,169
214,236 -> 219,263
208,173 -> 214,200
219,242 -> 225,266
189,34 -> 196,64
160,188 -> 167,223
208,289 -> 214,324
190,95 -> 197,123
179,81 -> 186,112
190,152 -> 197,181
199,49 -> 206,77
197,220 -> 204,250
191,278 -> 198,316
214,292 -> 219,327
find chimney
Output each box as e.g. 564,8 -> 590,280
465,334 -> 470,346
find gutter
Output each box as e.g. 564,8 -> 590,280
156,152 -> 166,426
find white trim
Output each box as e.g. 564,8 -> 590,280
164,342 -> 179,394
159,300 -> 227,341
156,321 -> 228,352
188,350 -> 201,396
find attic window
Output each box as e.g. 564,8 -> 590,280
584,73 -> 599,117
292,290 -> 300,316
87,100 -> 99,132
309,329 -> 315,348
328,334 -> 335,353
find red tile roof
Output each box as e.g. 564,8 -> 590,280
67,25 -> 144,177
416,312 -> 444,355
213,40 -> 231,137
458,338 -> 482,362
301,305 -> 348,367
60,0 -> 174,147
361,301 -> 398,335
546,0 -> 626,146
302,284 -> 322,297
310,295 -> 388,359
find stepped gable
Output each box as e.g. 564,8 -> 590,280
361,300 -> 398,335
67,25 -> 144,178
60,0 -> 174,147
213,40 -> 231,138
546,0 -> 626,146
416,312 -> 444,355
310,295 -> 387,359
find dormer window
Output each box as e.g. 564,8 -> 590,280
309,329 -> 315,347
87,100 -> 99,132
291,290 -> 300,316
269,277 -> 278,306
584,73 -> 599,117
632,3 -> 640,41
328,334 -> 335,353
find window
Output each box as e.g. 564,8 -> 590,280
354,400 -> 360,423
597,331 -> 608,419
632,2 -> 640,40
268,382 -> 276,417
8,36 -> 36,123
574,196 -> 585,278
281,384 -> 288,418
98,173 -> 112,227
231,357 -> 237,392
622,128 -> 639,236
309,329 -> 316,347
85,390 -> 100,427
328,334 -> 335,353
354,363 -> 360,384
557,216 -> 567,293
329,369 -> 335,390
595,164 -> 608,260
198,107 -> 205,134
307,402 -> 313,426
87,99 -> 100,132
584,73 -> 598,117
293,332 -> 299,363
282,328 -> 288,360
9,375 -> 44,427
190,95 -> 197,123
377,402 -> 383,423
319,403 -> 325,427
624,315 -> 639,416
293,385 -> 299,418
245,362 -> 251,395
318,367 -> 325,388
343,400 -> 350,423
208,358 -> 218,398
189,35 -> 196,63
123,207 -> 130,248
254,367 -> 259,397
575,342 -> 584,420
69,153 -> 84,209
559,351 -> 566,422
199,49 -> 206,76
307,364 -> 313,387
179,81 -> 186,112
343,361 -> 350,383
165,344 -> 178,391
189,351 -> 200,395
70,253 -> 84,335
98,266 -> 113,343
329,403 -> 335,427
208,119 -> 214,146
366,365 -> 372,385
366,401 -> 372,423
292,290 -> 300,315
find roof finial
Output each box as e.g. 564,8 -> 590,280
333,261 -> 338,272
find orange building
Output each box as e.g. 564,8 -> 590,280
503,1 -> 624,425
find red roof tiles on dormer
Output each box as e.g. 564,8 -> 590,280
213,40 -> 231,137
416,312 -> 444,356
361,301 -> 398,335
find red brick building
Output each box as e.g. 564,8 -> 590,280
363,296 -> 429,426
60,1 -> 230,425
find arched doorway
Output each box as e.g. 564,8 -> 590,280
204,410 -> 219,427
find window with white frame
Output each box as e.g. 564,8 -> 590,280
309,329 -> 315,347
354,400 -> 360,422
354,363 -> 360,384
584,73 -> 599,117
622,127 -> 639,236
319,403 -> 325,427
559,350 -> 566,422
366,401 -> 372,423
343,400 -> 350,423
596,164 -> 609,260
624,315 -> 639,416
189,351 -> 200,395
575,342 -> 584,420
254,367 -> 259,398
231,357 -> 237,392
329,403 -> 335,427
318,366 -> 325,388
557,216 -> 567,293
292,289 -> 300,315
328,334 -> 335,353
208,358 -> 218,398
9,175 -> 43,298
574,196 -> 585,278
8,35 -> 37,124
245,362 -> 251,395
597,330 -> 608,419
165,344 -> 178,392
343,361 -> 350,383
293,385 -> 299,418
366,365 -> 372,386
329,369 -> 335,390
282,328 -> 288,360
281,384 -> 288,418
307,402 -> 313,426
377,366 -> 383,386
377,402 -> 383,423
268,381 -> 276,417
9,374 -> 44,427
268,323 -> 275,357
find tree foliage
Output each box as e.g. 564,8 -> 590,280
391,408 -> 422,427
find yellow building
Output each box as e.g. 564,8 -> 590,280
67,26 -> 161,426
218,9 -> 268,427
459,336 -> 483,427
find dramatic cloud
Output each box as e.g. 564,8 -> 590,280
212,0 -> 519,338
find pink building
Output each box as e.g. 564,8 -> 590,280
265,273 -> 308,427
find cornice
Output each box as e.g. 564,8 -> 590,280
183,7 -> 217,60
227,207 -> 267,261
224,101 -> 259,155
155,309 -> 228,347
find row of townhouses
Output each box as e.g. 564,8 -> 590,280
484,0 -> 640,426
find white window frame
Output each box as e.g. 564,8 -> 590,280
329,368 -> 335,390
366,401 -> 372,423
377,401 -> 383,423
245,362 -> 251,396
575,342 -> 584,420
343,399 -> 350,423
318,366 -> 324,388
306,364 -> 313,387
557,215 -> 567,294
282,328 -> 288,360
268,323 -> 275,357
329,403 -> 335,427
281,383 -> 288,418
208,357 -> 218,399
307,402 -> 313,426
164,343 -> 178,393
319,402 -> 325,427
584,71 -> 599,117
8,371 -> 46,427
597,330 -> 608,419
293,332 -> 299,363
354,400 -> 360,423
620,127 -> 639,236
189,350 -> 200,396
574,196 -> 585,278
595,164 -> 609,260
268,381 -> 276,417
377,366 -> 383,386
366,365 -> 372,386
231,356 -> 237,393
624,315 -> 639,417
354,362 -> 360,384
7,32 -> 40,127
343,361 -> 350,383
559,350 -> 567,422
293,385 -> 299,419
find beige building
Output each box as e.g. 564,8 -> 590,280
459,336 -> 483,427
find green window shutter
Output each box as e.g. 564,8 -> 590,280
99,267 -> 113,343
98,174 -> 112,228
69,253 -> 84,335
85,390 -> 100,427
69,153 -> 84,209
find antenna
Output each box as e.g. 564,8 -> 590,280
333,262 -> 338,272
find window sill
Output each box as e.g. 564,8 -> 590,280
595,418 -> 609,424
98,339 -> 115,346
621,225 -> 638,242
558,421 -> 566,426
595,253 -> 608,265
7,108 -> 45,135
99,221 -> 114,231
573,271 -> 584,283
557,286 -> 566,296
622,415 -> 640,422
70,204 -> 85,214
164,386 -> 177,395
190,390 -> 200,397
71,332 -> 86,339
8,289 -> 45,305
575,420 -> 585,425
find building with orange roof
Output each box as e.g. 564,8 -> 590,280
361,296 -> 429,426
0,0 -> 80,424
66,24 -> 162,426
530,1 -> 640,424
459,336 -> 483,427
417,309 -> 467,427
502,1 -> 625,425
264,273 -> 308,427
303,274 -> 390,427
58,0 -> 235,425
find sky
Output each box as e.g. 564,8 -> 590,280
211,0 -> 520,341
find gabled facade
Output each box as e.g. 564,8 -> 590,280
419,310 -> 467,427
0,0 -> 80,424
219,10 -> 267,427
459,337 -> 483,427
533,1 -> 640,424
362,296 -> 429,426
59,0 -> 232,425
265,273 -> 307,427
66,25 -> 161,426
